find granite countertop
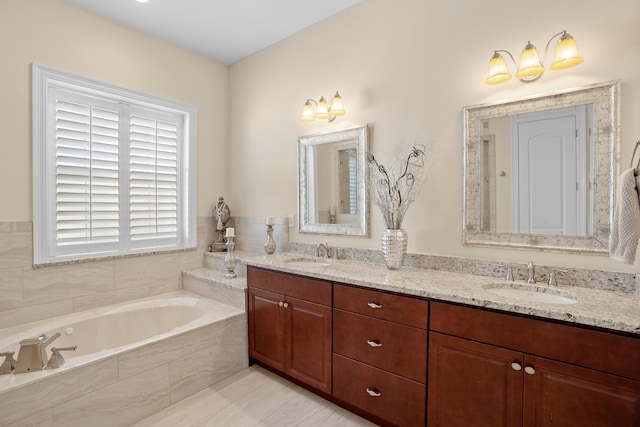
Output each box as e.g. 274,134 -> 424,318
245,254 -> 640,335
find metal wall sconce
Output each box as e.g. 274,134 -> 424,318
300,92 -> 345,122
485,30 -> 583,85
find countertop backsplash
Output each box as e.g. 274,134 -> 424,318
287,242 -> 639,295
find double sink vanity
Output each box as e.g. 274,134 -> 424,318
246,79 -> 640,425
245,254 -> 640,427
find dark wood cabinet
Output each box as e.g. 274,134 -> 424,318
333,283 -> 428,426
248,266 -> 640,427
248,266 -> 332,394
428,332 -> 523,427
429,302 -> 640,427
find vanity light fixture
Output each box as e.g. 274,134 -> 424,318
300,92 -> 345,122
485,30 -> 583,85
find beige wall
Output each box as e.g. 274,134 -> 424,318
0,0 -> 227,325
228,0 -> 640,273
1,0 -> 229,221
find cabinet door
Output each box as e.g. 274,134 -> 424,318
428,332 -> 524,427
248,287 -> 285,371
285,295 -> 332,394
523,355 -> 640,426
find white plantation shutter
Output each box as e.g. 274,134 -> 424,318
348,151 -> 357,214
33,64 -> 197,264
55,99 -> 120,248
129,113 -> 179,245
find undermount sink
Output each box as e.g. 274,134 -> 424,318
283,257 -> 333,267
483,283 -> 579,305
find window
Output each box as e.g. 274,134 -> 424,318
33,64 -> 197,265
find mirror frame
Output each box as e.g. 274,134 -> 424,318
298,124 -> 369,236
463,81 -> 620,254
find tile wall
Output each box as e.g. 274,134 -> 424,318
0,218 -> 218,328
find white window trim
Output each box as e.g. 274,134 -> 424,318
33,63 -> 198,265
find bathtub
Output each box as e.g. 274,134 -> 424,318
0,290 -> 248,426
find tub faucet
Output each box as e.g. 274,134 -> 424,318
15,332 -> 60,373
526,262 -> 536,284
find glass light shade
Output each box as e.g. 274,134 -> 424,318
300,101 -> 316,122
329,92 -> 345,116
550,33 -> 584,70
485,52 -> 512,85
314,96 -> 331,119
515,42 -> 545,79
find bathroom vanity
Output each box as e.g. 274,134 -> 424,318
246,258 -> 640,427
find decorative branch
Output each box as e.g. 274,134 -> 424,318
367,144 -> 426,230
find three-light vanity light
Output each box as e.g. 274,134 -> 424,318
485,30 -> 583,85
300,92 -> 346,122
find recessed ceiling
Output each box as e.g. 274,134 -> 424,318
65,0 -> 361,65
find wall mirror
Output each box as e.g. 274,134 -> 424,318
463,81 -> 619,253
299,124 -> 369,236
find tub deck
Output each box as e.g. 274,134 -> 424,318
0,291 -> 248,427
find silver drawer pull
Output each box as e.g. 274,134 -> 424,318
367,302 -> 383,309
511,362 -> 522,371
365,387 -> 381,397
367,340 -> 383,348
524,366 -> 536,375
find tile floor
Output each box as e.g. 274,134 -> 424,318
133,365 -> 377,427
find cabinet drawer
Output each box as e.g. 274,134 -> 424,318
334,283 -> 428,328
430,301 -> 640,381
333,353 -> 426,427
334,309 -> 427,383
247,266 -> 331,306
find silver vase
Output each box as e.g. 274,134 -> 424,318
381,228 -> 407,270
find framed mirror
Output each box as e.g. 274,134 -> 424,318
463,81 -> 620,253
299,124 -> 369,236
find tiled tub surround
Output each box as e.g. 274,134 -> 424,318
0,219 -> 217,329
246,254 -> 640,335
0,291 -> 248,426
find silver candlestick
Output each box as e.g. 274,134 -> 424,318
224,236 -> 238,278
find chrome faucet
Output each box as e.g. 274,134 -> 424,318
316,243 -> 330,259
15,332 -> 60,373
526,262 -> 536,284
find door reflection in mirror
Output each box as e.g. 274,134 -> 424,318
480,105 -> 594,236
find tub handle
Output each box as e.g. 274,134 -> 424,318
0,352 -> 16,374
46,345 -> 77,369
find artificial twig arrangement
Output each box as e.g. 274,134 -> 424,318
367,145 -> 426,230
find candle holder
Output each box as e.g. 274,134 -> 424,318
224,236 -> 238,278
264,224 -> 276,255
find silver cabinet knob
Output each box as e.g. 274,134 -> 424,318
367,302 -> 382,309
511,362 -> 522,371
365,387 -> 381,397
283,302 -> 289,308
278,301 -> 284,307
366,340 -> 383,348
524,366 -> 536,375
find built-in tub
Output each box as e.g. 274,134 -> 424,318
0,290 -> 248,426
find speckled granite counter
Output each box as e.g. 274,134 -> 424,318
245,254 -> 640,335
